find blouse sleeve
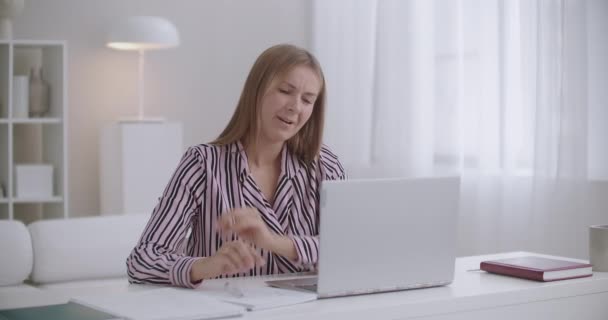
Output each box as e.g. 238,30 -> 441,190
126,147 -> 207,288
286,145 -> 347,269
318,145 -> 347,181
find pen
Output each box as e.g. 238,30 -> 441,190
224,281 -> 244,298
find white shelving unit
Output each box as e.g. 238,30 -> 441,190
0,40 -> 68,223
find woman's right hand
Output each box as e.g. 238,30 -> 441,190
190,240 -> 266,281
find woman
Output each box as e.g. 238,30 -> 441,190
126,44 -> 346,288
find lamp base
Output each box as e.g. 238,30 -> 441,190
0,19 -> 13,40
119,117 -> 165,123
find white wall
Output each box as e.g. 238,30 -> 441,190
13,0 -> 311,217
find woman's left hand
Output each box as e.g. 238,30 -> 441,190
218,207 -> 276,250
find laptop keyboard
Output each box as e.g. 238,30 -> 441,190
266,276 -> 319,292
295,283 -> 318,292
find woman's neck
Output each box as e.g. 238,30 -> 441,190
244,138 -> 283,168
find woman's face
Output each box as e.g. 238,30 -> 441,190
258,65 -> 322,145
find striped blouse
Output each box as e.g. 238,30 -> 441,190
126,141 -> 346,288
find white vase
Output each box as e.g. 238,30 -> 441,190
12,75 -> 29,118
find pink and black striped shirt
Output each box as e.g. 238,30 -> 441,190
126,141 -> 346,288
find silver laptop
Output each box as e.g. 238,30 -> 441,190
267,177 -> 460,298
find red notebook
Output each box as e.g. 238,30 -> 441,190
480,256 -> 593,282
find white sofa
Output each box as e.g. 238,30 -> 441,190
0,220 -> 42,308
0,214 -> 150,309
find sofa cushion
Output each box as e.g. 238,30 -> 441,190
28,214 -> 149,284
0,221 -> 33,286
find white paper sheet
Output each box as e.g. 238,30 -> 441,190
71,288 -> 244,320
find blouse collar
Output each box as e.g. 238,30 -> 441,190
234,140 -> 304,180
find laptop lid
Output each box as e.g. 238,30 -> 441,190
316,177 -> 460,298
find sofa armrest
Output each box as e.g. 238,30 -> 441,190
0,221 -> 33,286
28,214 -> 149,284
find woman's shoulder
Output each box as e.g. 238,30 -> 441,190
186,142 -> 238,159
318,144 -> 346,180
319,144 -> 340,162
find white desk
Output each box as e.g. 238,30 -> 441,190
2,252 -> 607,319
238,251 -> 608,320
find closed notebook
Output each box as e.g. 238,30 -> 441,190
70,288 -> 244,320
480,256 -> 593,282
0,302 -> 118,320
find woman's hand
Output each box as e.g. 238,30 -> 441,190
191,240 -> 265,281
219,207 -> 275,249
219,207 -> 298,261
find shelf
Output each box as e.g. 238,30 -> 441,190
0,119 -> 62,124
12,196 -> 63,204
0,40 -> 62,46
1,40 -> 67,221
12,40 -> 66,46
11,118 -> 62,124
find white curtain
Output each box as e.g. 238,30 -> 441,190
313,0 -> 605,258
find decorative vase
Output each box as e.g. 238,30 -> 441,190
0,0 -> 25,40
29,67 -> 50,117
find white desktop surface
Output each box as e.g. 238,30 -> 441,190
2,252 -> 607,319
240,251 -> 608,319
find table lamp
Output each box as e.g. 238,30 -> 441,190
106,16 -> 180,122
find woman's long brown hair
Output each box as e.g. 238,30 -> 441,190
211,44 -> 326,164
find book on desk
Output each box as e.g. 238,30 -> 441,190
0,302 -> 119,320
480,256 -> 593,282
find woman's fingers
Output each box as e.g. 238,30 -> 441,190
218,213 -> 233,231
230,215 -> 257,233
246,242 -> 266,267
253,247 -> 266,266
219,209 -> 265,246
219,208 -> 260,231
218,250 -> 241,275
232,241 -> 255,269
232,241 -> 267,270
217,240 -> 266,276
217,208 -> 275,255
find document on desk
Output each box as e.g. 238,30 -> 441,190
70,288 -> 244,320
208,284 -> 318,311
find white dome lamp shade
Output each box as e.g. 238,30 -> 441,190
107,16 -> 179,50
106,16 -> 180,121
